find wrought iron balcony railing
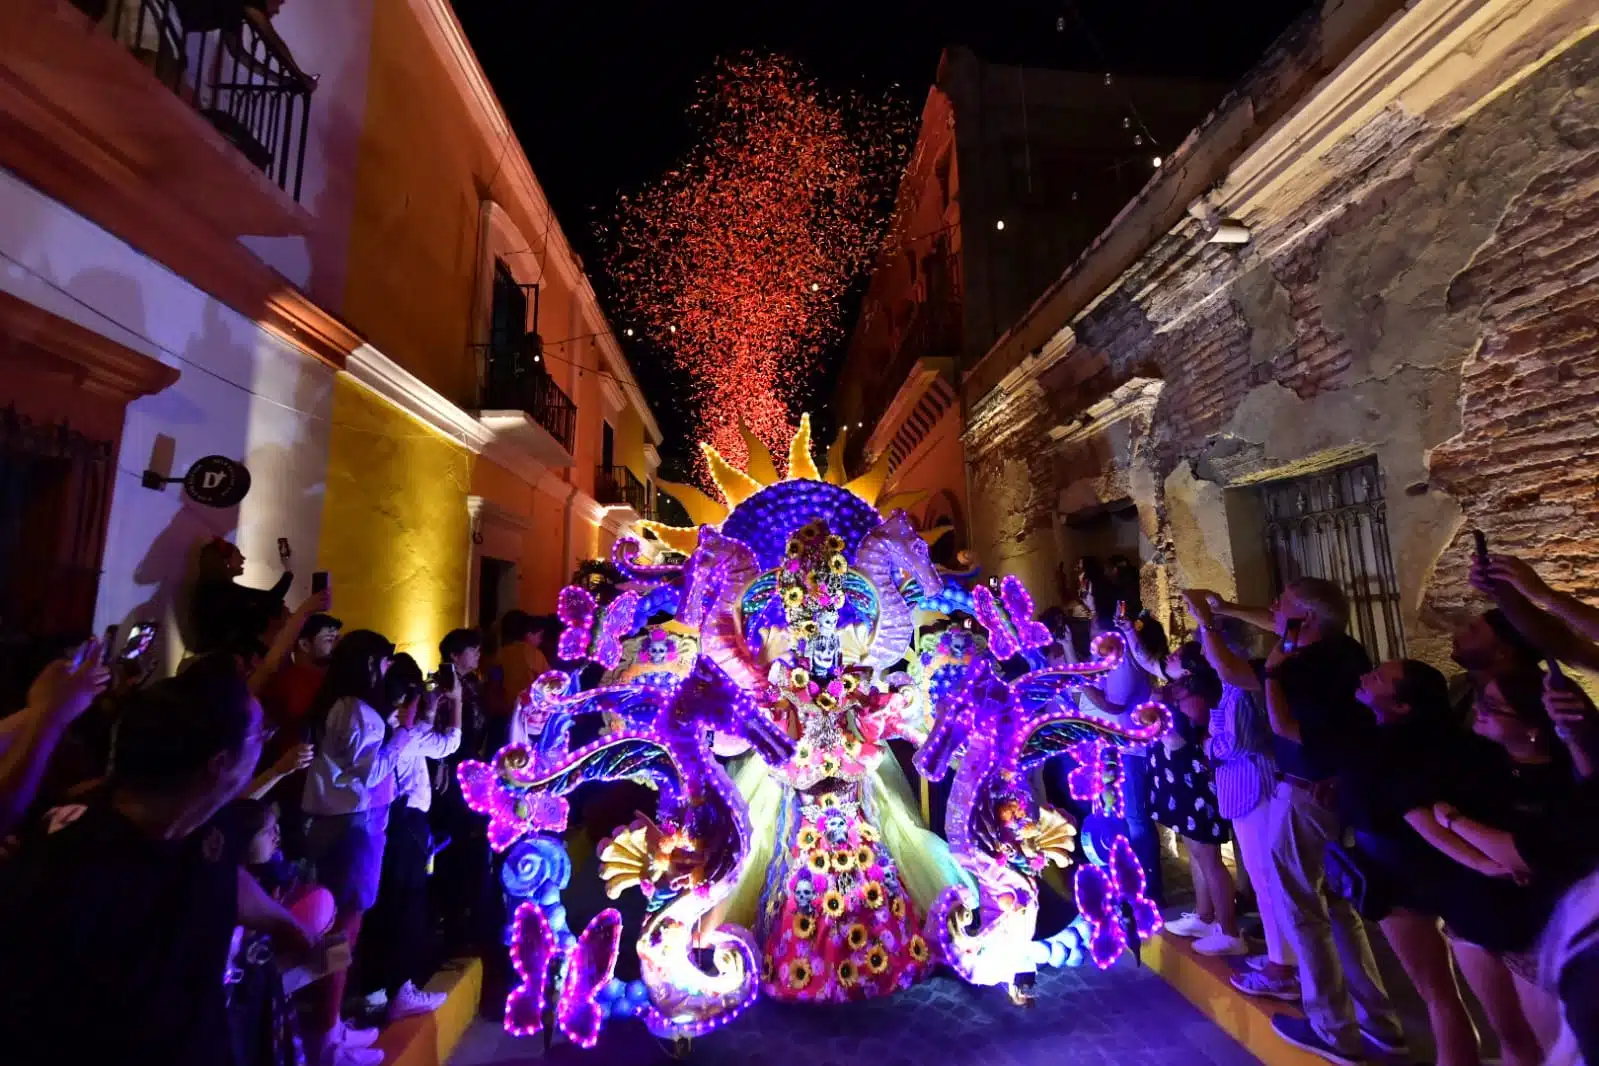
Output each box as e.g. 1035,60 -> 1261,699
595,464 -> 652,519
477,334 -> 577,455
73,0 -> 312,201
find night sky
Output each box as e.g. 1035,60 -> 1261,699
451,0 -> 1315,460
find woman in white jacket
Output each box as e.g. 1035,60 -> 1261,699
300,630 -> 419,1066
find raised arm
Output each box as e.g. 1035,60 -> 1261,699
1484,554 -> 1599,646
250,588 -> 331,695
0,644 -> 107,836
1472,557 -> 1599,672
1203,592 -> 1277,635
1261,632 -> 1301,743
1183,590 -> 1260,692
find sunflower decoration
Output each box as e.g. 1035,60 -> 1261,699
830,849 -> 855,874
797,827 -> 820,851
891,896 -> 907,920
909,934 -> 930,964
840,673 -> 861,694
794,913 -> 817,940
794,741 -> 814,765
865,944 -> 890,975
846,923 -> 870,951
854,844 -> 875,869
807,851 -> 830,875
837,959 -> 860,988
816,692 -> 838,711
822,890 -> 847,919
775,520 -> 850,629
861,881 -> 886,910
857,824 -> 879,844
818,793 -> 840,810
819,753 -> 840,776
789,666 -> 810,689
787,959 -> 814,992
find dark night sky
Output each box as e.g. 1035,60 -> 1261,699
451,1 -> 1314,458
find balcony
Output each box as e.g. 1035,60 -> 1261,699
2,0 -> 313,239
595,464 -> 652,521
475,334 -> 578,467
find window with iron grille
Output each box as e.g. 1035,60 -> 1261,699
1257,458 -> 1405,663
0,407 -> 113,709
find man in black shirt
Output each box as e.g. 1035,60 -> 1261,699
1211,578 -> 1402,1064
0,655 -> 298,1066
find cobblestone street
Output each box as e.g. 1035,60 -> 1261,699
450,960 -> 1257,1066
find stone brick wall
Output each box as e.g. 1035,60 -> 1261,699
965,33 -> 1599,667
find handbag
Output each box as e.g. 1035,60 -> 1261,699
1324,836 -> 1395,922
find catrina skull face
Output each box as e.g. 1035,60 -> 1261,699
642,630 -> 676,665
943,628 -> 972,657
821,808 -> 849,846
791,876 -> 817,912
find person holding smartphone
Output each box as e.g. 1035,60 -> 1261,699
1204,579 -> 1404,1064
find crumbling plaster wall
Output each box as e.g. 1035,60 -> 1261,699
965,35 -> 1599,665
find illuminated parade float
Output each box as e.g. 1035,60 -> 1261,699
458,416 -> 1170,1051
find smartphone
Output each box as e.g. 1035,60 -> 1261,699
278,537 -> 292,561
311,571 -> 329,595
1282,616 -> 1303,651
121,621 -> 158,662
1548,659 -> 1568,684
1116,600 -> 1128,620
1472,529 -> 1489,564
101,624 -> 119,666
436,662 -> 455,690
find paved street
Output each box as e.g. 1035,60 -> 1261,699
450,959 -> 1257,1066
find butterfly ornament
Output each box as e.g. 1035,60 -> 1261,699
971,575 -> 1053,662
505,903 -> 624,1049
557,586 -> 641,670
1073,835 -> 1162,969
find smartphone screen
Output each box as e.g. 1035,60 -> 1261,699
101,625 -> 119,666
122,622 -> 157,662
311,571 -> 329,595
1472,529 -> 1489,563
278,537 -> 292,560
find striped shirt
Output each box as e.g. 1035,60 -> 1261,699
1206,682 -> 1276,820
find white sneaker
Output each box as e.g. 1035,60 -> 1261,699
1193,931 -> 1251,957
313,1032 -> 382,1066
336,1021 -> 380,1049
1246,953 -> 1272,972
1165,912 -> 1220,938
387,980 -> 448,1021
361,989 -> 388,1014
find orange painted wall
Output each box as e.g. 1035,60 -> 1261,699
339,1 -> 582,414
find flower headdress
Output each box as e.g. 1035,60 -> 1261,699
776,520 -> 848,633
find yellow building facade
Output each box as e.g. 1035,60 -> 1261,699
315,0 -> 663,664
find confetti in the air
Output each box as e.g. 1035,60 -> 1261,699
602,54 -> 910,476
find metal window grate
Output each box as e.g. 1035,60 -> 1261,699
1258,458 -> 1405,663
0,406 -> 113,709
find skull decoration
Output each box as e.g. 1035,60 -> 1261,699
821,808 -> 849,846
791,875 -> 818,913
642,629 -> 678,666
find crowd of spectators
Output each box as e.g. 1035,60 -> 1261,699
0,547 -> 559,1066
3,525 -> 1598,1066
1057,547 -> 1599,1065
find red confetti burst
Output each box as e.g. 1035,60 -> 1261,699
604,54 -> 909,477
